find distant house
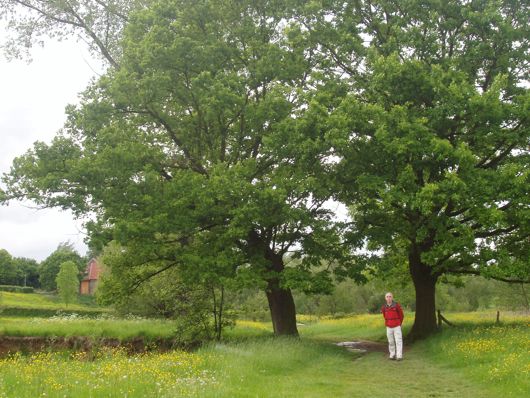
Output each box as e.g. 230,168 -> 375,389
79,258 -> 102,295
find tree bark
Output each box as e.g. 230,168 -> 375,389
408,247 -> 438,341
266,277 -> 299,336
247,230 -> 299,336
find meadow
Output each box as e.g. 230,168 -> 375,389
0,307 -> 527,398
0,291 -> 101,312
0,315 -> 175,340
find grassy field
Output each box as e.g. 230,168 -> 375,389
420,322 -> 529,397
0,348 -> 214,397
199,338 -> 498,398
0,292 -> 101,311
0,292 -> 174,341
0,311 -> 527,397
0,316 -> 176,340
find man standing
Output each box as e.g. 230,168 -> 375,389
382,292 -> 404,361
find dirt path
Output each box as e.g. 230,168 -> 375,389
329,339 -> 499,398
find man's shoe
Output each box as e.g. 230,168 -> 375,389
396,358 -> 403,361
389,357 -> 396,360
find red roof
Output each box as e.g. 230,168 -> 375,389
82,258 -> 102,281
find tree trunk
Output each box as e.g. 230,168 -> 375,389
246,230 -> 299,336
408,248 -> 438,341
211,285 -> 225,341
520,283 -> 529,312
266,278 -> 299,336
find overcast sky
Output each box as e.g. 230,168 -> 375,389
0,33 -> 102,261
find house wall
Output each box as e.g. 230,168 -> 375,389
80,280 -> 90,295
89,279 -> 98,294
79,258 -> 102,295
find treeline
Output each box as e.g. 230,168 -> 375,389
98,264 -> 529,325
230,276 -> 530,322
0,243 -> 87,291
0,250 -> 39,287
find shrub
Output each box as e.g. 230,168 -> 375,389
0,285 -> 34,293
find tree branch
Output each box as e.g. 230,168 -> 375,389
13,0 -> 120,68
146,107 -> 208,176
63,0 -> 120,68
448,269 -> 530,284
92,0 -> 129,22
129,261 -> 179,292
473,225 -> 517,238
13,0 -> 84,28
477,142 -> 518,169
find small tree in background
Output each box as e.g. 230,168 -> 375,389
0,249 -> 20,285
40,243 -> 84,291
56,261 -> 79,307
12,257 -> 40,287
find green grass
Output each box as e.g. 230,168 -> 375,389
299,313 -> 399,342
222,312 -> 528,397
227,313 -> 398,342
0,349 -> 213,397
419,322 -> 530,397
199,338 -> 499,398
0,311 -> 526,397
0,334 -> 510,398
0,291 -> 104,312
0,316 -> 176,341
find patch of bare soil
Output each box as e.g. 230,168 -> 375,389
0,336 -> 184,357
336,340 -> 387,354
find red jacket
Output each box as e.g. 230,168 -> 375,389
381,302 -> 404,328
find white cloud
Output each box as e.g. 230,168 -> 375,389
0,32 -> 102,261
0,203 -> 87,261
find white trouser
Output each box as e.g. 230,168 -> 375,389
386,326 -> 403,359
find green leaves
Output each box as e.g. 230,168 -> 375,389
1,1 -> 528,331
40,243 -> 84,291
56,260 -> 80,307
321,0 -> 529,283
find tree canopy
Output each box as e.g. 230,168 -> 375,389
1,0 -> 356,335
0,249 -> 40,287
0,0 -> 147,66
1,0 -> 528,338
306,0 -> 530,338
39,243 -> 85,291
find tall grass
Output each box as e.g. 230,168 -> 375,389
0,335 -> 510,398
299,313 -> 389,342
420,322 -> 530,397
0,349 -> 215,397
0,311 -> 526,397
0,316 -> 176,341
199,338 -> 360,398
229,313 -> 396,342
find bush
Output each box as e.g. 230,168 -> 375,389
0,285 -> 34,293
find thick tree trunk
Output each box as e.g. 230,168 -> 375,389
246,230 -> 299,336
266,278 -> 299,336
408,248 -> 438,341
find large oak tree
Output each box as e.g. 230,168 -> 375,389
1,0 -> 355,336
300,0 -> 529,339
